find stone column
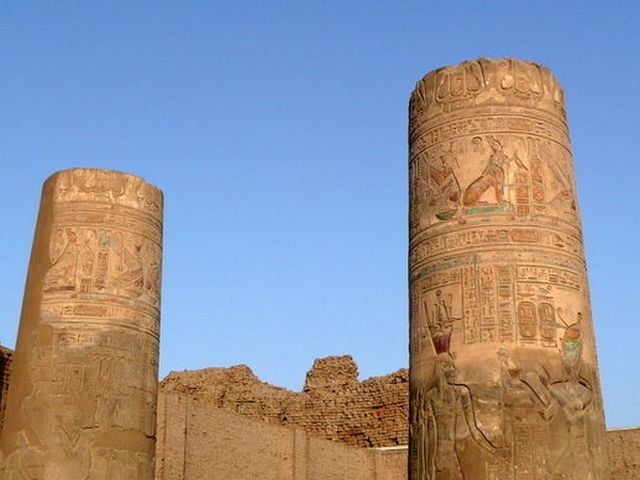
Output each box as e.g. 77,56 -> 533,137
0,169 -> 163,479
408,59 -> 608,479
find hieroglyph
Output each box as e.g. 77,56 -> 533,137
408,59 -> 609,479
0,169 -> 163,479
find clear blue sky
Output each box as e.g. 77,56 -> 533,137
0,2 -> 637,428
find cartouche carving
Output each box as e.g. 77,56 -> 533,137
409,59 -> 608,479
0,169 -> 163,479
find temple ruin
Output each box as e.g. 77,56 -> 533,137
1,351 -> 638,479
0,58 -> 636,479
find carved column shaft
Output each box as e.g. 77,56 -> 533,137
0,169 -> 163,479
408,58 -> 608,479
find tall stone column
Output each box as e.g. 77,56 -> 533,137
0,169 -> 163,479
408,59 -> 608,479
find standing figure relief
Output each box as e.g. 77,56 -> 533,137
43,229 -> 80,292
420,352 -> 510,480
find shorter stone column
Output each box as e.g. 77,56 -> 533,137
0,169 -> 163,479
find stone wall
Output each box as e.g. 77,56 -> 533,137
160,355 -> 640,479
607,428 -> 640,479
0,346 -> 12,434
161,355 -> 409,448
155,392 -> 406,480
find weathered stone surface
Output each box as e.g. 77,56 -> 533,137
155,391 -> 407,480
408,58 -> 609,479
607,428 -> 640,479
0,169 -> 163,479
161,355 -> 409,448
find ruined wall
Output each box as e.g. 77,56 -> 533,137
160,356 -> 640,479
155,391 -> 406,480
161,355 -> 409,448
0,346 -> 12,435
607,428 -> 640,479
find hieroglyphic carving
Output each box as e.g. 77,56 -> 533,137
410,58 -> 565,125
0,169 -> 162,479
409,59 -> 608,479
54,169 -> 162,215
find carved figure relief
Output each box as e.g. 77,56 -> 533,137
43,227 -> 161,307
409,134 -> 580,230
548,378 -> 597,478
428,144 -> 462,220
44,229 -> 79,292
463,136 -> 525,207
409,387 -> 432,480
558,309 -> 584,381
0,432 -> 45,480
411,144 -> 462,227
411,339 -> 512,479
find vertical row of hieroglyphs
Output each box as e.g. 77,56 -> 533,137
408,58 -> 609,479
0,169 -> 163,479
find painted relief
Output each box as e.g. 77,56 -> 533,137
462,136 -> 527,207
1,169 -> 162,479
410,134 -> 578,233
411,143 -> 461,224
427,288 -> 460,353
409,60 -> 607,479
